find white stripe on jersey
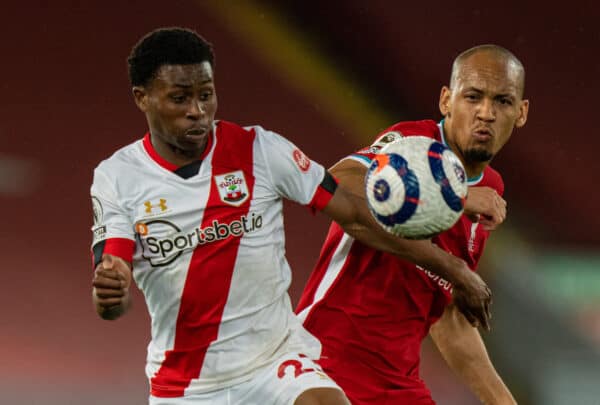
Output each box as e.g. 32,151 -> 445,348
297,233 -> 354,323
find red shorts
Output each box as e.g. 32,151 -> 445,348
319,353 -> 435,405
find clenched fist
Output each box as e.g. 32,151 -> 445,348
464,186 -> 507,231
92,254 -> 132,320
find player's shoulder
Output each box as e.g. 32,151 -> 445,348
219,119 -> 256,135
370,120 -> 439,150
480,165 -> 505,195
94,138 -> 144,175
218,120 -> 284,147
217,120 -> 298,170
380,119 -> 440,139
234,120 -> 300,153
217,120 -> 272,137
350,120 -> 439,161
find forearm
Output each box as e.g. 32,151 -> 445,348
460,364 -> 516,405
445,341 -> 515,404
431,306 -> 516,404
323,160 -> 473,286
328,179 -> 473,289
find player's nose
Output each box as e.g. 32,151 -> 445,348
186,100 -> 206,120
477,98 -> 496,121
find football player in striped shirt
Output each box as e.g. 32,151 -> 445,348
90,28 -> 493,404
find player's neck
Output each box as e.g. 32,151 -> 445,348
151,136 -> 207,167
463,162 -> 486,181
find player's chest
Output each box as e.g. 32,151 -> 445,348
127,168 -> 278,265
132,164 -> 278,221
435,216 -> 489,268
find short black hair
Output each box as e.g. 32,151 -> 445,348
127,27 -> 215,87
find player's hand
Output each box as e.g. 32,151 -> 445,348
464,186 -> 506,231
92,254 -> 132,319
452,270 -> 492,331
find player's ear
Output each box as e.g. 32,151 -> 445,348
439,86 -> 451,116
132,86 -> 149,112
515,99 -> 529,128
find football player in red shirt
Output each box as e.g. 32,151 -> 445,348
297,44 -> 529,404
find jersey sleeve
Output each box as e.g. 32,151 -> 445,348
345,130 -> 405,167
344,120 -> 439,167
256,128 -> 335,211
90,166 -> 135,266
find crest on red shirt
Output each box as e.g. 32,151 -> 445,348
214,171 -> 249,206
367,131 -> 404,153
468,222 -> 479,253
292,149 -> 311,172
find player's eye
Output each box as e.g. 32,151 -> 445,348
200,91 -> 213,101
171,95 -> 187,103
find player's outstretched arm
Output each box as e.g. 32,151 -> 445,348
92,254 -> 132,320
321,158 -> 491,329
430,303 -> 517,405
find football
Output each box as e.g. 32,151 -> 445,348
364,135 -> 467,239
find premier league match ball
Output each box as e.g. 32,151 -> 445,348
365,136 -> 468,239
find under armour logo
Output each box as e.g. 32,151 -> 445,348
144,199 -> 167,214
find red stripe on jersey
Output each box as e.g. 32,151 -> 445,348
104,238 -> 135,263
199,130 -> 214,161
151,122 -> 256,397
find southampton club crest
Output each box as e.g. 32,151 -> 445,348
214,171 -> 249,206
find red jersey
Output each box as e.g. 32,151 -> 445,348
296,120 -> 504,404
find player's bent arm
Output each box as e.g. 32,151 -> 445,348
464,186 -> 507,231
322,159 -> 482,289
92,254 -> 133,320
430,303 -> 517,405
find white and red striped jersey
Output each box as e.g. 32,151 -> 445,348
90,120 -> 334,398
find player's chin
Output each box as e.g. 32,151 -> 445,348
175,137 -> 206,152
464,147 -> 493,163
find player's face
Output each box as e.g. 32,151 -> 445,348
439,52 -> 529,175
133,62 -> 217,161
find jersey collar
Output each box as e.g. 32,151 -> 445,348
142,124 -> 216,172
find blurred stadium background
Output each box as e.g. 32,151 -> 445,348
1,1 -> 598,403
